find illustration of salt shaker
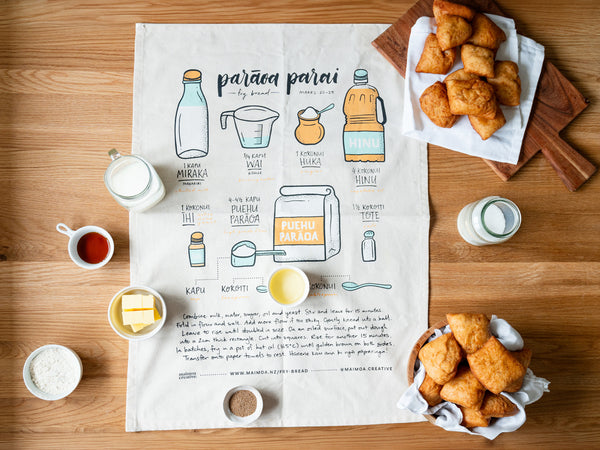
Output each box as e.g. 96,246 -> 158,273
361,230 -> 376,262
175,69 -> 209,159
188,232 -> 205,267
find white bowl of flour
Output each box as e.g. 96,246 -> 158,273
23,344 -> 82,401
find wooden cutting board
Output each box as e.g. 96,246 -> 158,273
372,0 -> 596,191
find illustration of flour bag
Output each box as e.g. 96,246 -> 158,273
273,185 -> 341,262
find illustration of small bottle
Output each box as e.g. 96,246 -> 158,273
361,230 -> 376,262
188,232 -> 205,267
343,69 -> 386,162
175,69 -> 209,159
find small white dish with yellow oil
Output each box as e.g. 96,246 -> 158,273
268,266 -> 310,308
108,285 -> 167,341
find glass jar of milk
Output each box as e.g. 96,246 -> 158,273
457,196 -> 521,246
104,149 -> 165,212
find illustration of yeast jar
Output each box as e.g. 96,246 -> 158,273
175,69 -> 209,159
273,185 -> 341,262
342,69 -> 386,162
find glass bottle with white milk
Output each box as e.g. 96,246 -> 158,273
175,69 -> 209,158
457,196 -> 521,246
104,149 -> 165,212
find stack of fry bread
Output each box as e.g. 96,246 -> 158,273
417,313 -> 531,428
417,0 -> 521,140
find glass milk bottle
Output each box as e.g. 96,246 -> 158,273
342,69 -> 386,162
457,196 -> 521,246
175,69 -> 209,159
104,149 -> 165,212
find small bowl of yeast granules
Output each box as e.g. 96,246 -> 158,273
23,344 -> 83,401
223,385 -> 263,425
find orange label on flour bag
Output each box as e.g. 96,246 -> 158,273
274,216 -> 325,246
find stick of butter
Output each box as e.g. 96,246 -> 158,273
130,308 -> 162,332
122,294 -> 157,327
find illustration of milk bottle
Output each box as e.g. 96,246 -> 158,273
342,69 -> 386,162
175,69 -> 209,159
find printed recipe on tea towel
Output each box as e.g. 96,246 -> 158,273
128,23 -> 429,430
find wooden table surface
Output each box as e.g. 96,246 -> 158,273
1,0 -> 598,448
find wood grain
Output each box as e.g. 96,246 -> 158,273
372,0 -> 596,190
1,0 -> 599,448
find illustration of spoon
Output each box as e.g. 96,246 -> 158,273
318,103 -> 335,114
342,282 -> 392,291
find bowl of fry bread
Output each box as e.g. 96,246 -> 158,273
417,0 -> 521,140
408,313 -> 531,429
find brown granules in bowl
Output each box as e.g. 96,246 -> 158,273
229,389 -> 257,417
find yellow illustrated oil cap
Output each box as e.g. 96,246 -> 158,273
191,232 -> 204,243
183,70 -> 202,81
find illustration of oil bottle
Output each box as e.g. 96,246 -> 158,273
342,69 -> 386,162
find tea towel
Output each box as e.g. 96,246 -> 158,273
128,23 -> 428,430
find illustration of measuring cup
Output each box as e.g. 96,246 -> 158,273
220,105 -> 279,149
231,240 -> 286,267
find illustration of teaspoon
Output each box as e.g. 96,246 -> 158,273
341,282 -> 392,291
317,103 -> 335,114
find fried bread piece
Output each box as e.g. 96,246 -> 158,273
418,332 -> 463,385
466,13 -> 507,51
467,337 -> 527,394
469,105 -> 506,140
460,405 -> 490,428
512,348 -> 532,368
440,365 -> 486,409
416,33 -> 457,74
437,14 -> 472,51
420,81 -> 459,128
480,392 -> 519,418
447,78 -> 497,119
419,373 -> 444,407
444,68 -> 480,83
446,313 -> 491,354
504,348 -> 532,392
461,44 -> 495,78
433,0 -> 476,22
487,60 -> 521,106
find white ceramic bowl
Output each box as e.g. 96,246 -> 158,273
108,285 -> 167,341
23,344 -> 83,401
223,385 -> 264,426
267,265 -> 310,308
